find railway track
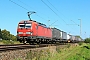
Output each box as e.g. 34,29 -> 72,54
0,44 -> 55,52
0,43 -> 76,52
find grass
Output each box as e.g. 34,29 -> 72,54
26,43 -> 90,60
0,40 -> 20,44
59,43 -> 90,60
13,43 -> 90,60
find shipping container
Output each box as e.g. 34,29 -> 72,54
51,28 -> 61,39
70,35 -> 75,41
67,34 -> 71,40
62,31 -> 67,40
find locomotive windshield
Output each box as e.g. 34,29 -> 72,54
19,24 -> 25,28
25,24 -> 31,28
19,23 -> 31,28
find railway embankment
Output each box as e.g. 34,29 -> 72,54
0,43 -> 89,60
0,44 -> 67,60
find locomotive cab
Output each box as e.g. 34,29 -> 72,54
17,20 -> 34,44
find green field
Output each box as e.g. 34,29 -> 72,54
24,43 -> 90,60
55,43 -> 90,60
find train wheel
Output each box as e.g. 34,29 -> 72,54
36,39 -> 40,44
23,39 -> 27,44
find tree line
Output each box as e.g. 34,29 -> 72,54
0,29 -> 16,41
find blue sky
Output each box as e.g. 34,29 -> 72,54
0,0 -> 90,39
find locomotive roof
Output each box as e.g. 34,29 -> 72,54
19,20 -> 48,28
51,27 -> 60,30
19,20 -> 31,23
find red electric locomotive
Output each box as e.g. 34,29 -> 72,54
17,20 -> 52,44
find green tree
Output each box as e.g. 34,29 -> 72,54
10,34 -> 16,41
84,38 -> 90,43
0,29 -> 2,39
1,29 -> 10,40
1,29 -> 16,41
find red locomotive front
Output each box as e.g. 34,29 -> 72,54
17,20 -> 36,44
17,20 -> 52,44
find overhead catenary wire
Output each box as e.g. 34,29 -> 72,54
50,20 -> 58,26
47,0 -> 72,20
47,0 -> 61,14
46,0 -> 80,32
9,0 -> 29,11
71,20 -> 79,26
47,0 -> 70,23
9,0 -> 47,20
17,0 -> 48,20
17,0 -> 34,10
9,0 -> 64,25
41,0 -> 67,24
9,0 -> 63,28
41,0 -> 74,33
17,0 -> 61,26
41,0 -> 78,34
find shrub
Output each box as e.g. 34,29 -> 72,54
84,38 -> 90,43
1,40 -> 14,44
56,46 -> 61,53
78,42 -> 83,46
67,43 -> 71,48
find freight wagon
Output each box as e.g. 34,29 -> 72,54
51,28 -> 61,43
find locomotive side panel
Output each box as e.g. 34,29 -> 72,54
37,25 -> 44,38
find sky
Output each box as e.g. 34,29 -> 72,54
0,0 -> 90,39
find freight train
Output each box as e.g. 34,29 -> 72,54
17,20 -> 82,44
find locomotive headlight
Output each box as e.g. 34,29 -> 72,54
26,32 -> 31,34
31,32 -> 32,35
18,32 -> 23,34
